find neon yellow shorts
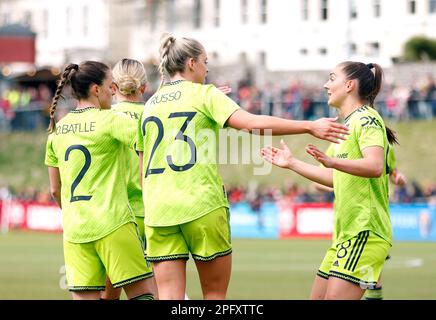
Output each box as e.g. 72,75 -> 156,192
64,222 -> 153,291
144,207 -> 232,262
135,216 -> 145,245
317,230 -> 391,289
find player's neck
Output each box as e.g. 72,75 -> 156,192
76,98 -> 100,110
115,93 -> 143,103
340,99 -> 367,119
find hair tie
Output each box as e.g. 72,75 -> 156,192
366,63 -> 374,70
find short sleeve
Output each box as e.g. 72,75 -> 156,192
44,134 -> 58,167
387,145 -> 396,174
199,85 -> 240,128
355,115 -> 385,151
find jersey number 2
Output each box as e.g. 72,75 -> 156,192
65,145 -> 92,202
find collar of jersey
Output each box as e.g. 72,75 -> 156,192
164,80 -> 187,86
118,101 -> 145,105
344,105 -> 368,122
71,107 -> 99,113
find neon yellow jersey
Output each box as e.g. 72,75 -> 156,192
331,106 -> 392,245
387,144 -> 396,174
45,107 -> 137,243
112,101 -> 145,218
137,80 -> 240,226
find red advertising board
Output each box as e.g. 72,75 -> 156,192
278,201 -> 333,239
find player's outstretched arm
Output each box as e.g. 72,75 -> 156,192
227,109 -> 348,144
261,140 -> 333,187
306,144 -> 384,178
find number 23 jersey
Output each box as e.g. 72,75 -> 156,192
45,108 -> 136,243
137,80 -> 240,227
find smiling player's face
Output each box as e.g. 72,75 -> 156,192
323,65 -> 348,109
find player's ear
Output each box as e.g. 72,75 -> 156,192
187,57 -> 195,71
90,83 -> 99,96
345,79 -> 355,93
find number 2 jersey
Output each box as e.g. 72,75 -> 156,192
45,107 -> 137,243
331,105 -> 392,246
136,80 -> 240,227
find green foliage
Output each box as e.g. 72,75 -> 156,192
403,36 -> 436,61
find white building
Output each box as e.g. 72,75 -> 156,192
1,0 -> 436,75
0,0 -> 111,68
131,0 -> 436,72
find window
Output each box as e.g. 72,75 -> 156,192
300,48 -> 308,55
408,0 -> 416,14
241,0 -> 248,24
193,0 -> 202,29
319,47 -> 328,55
302,0 -> 309,20
260,0 -> 268,24
42,10 -> 48,38
259,51 -> 266,66
349,43 -> 357,55
66,7 -> 72,36
320,0 -> 328,20
214,0 -> 220,27
367,42 -> 380,56
150,1 -> 158,31
2,13 -> 10,25
373,0 -> 381,17
240,52 -> 248,64
211,51 -> 219,60
23,11 -> 32,26
83,6 -> 88,36
350,0 -> 357,19
166,0 -> 176,30
430,0 -> 436,13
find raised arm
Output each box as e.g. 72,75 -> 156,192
227,109 -> 348,144
261,140 -> 333,187
306,144 -> 384,178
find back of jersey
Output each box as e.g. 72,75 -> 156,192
45,107 -> 137,243
112,101 -> 145,218
137,80 -> 240,227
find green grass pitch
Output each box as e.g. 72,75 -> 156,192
1,231 -> 435,300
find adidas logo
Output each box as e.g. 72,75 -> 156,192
333,260 -> 339,267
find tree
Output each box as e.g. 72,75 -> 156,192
403,36 -> 436,61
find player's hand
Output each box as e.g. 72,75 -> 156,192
261,140 -> 294,169
217,85 -> 232,95
306,144 -> 335,168
392,171 -> 407,186
309,117 -> 349,144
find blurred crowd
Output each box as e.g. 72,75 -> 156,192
225,74 -> 436,121
0,84 -> 53,131
1,75 -> 435,207
1,73 -> 436,131
1,180 -> 435,207
226,181 -> 436,206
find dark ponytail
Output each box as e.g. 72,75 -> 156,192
340,61 -> 399,145
47,63 -> 79,134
